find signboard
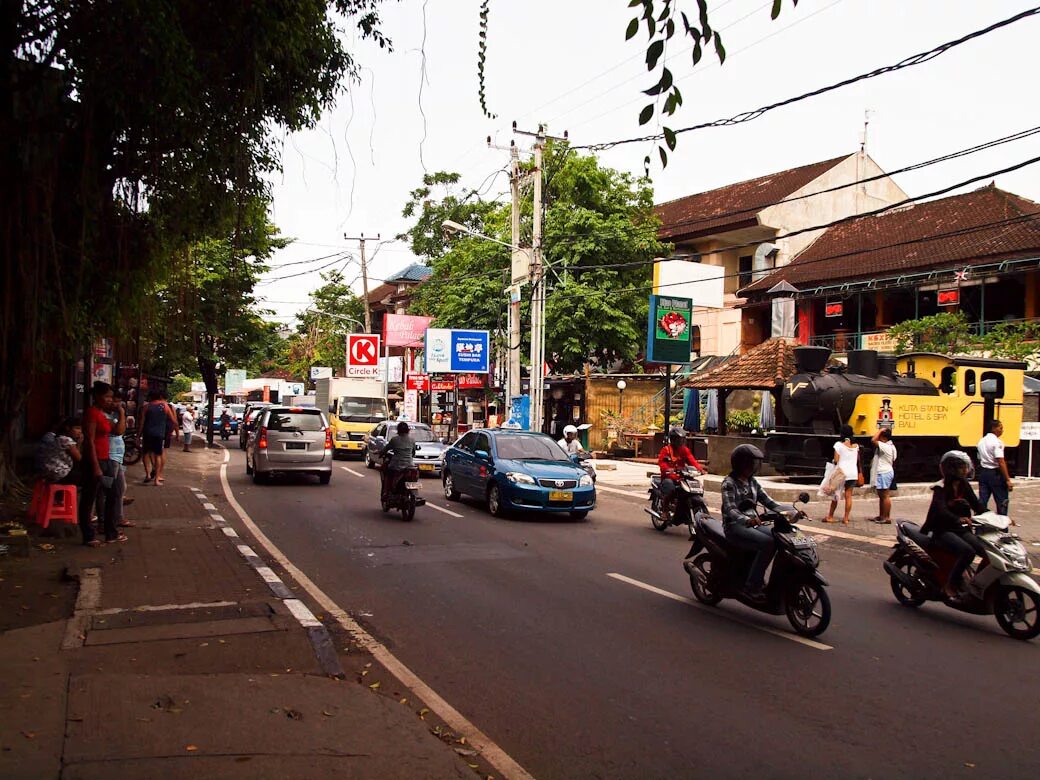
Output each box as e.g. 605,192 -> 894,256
190,382 -> 207,393
646,295 -> 694,363
424,329 -> 490,373
1020,422 -> 1040,440
431,376 -> 455,392
346,334 -> 381,378
458,373 -> 486,390
938,288 -> 960,307
385,313 -> 434,347
378,356 -> 404,383
862,331 -> 898,353
403,389 -> 419,420
653,260 -> 724,309
511,248 -> 532,287
406,372 -> 430,392
310,366 -> 333,381
225,369 -> 247,394
825,301 -> 843,318
287,382 -> 304,396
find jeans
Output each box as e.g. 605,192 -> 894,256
725,521 -> 776,590
96,464 -> 125,526
935,529 -> 987,586
978,468 -> 1009,514
79,459 -> 119,543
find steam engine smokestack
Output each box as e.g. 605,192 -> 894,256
793,346 -> 831,374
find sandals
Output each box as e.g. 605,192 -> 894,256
84,540 -> 103,548
105,534 -> 129,544
117,521 -> 136,528
822,518 -> 838,524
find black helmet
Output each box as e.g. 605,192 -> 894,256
731,443 -> 765,475
668,426 -> 685,444
940,450 -> 973,481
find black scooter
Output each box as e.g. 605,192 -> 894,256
684,492 -> 831,637
379,453 -> 426,521
645,467 -> 709,535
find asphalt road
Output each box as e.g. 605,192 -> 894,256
219,449 -> 1040,779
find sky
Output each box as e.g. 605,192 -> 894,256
259,0 -> 1040,327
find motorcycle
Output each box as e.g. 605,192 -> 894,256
884,513 -> 1040,640
122,432 -> 141,466
220,421 -> 231,441
379,454 -> 426,521
685,492 -> 831,638
645,467 -> 709,535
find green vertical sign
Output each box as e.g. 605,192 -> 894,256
646,294 -> 693,363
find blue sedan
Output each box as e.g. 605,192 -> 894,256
442,429 -> 596,519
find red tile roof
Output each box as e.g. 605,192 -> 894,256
655,155 -> 850,241
743,185 -> 1040,295
685,338 -> 798,390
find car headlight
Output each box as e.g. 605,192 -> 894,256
506,472 -> 536,485
579,474 -> 594,487
336,432 -> 349,440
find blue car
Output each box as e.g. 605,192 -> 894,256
442,429 -> 596,519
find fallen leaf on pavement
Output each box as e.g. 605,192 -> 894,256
284,709 -> 303,721
322,710 -> 333,717
369,682 -> 380,690
399,698 -> 408,705
185,745 -> 198,752
455,748 -> 478,757
20,731 -> 35,739
38,544 -> 55,551
418,708 -> 429,720
965,763 -> 976,769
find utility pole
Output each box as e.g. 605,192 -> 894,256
344,233 -> 379,332
508,143 -> 522,411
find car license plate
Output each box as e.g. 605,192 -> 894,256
419,464 -> 435,471
549,490 -> 571,502
285,442 -> 306,450
405,482 -> 421,490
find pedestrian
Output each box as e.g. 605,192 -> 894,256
977,419 -> 1014,519
181,405 -> 196,452
139,389 -> 176,485
35,418 -> 83,485
823,425 -> 862,525
871,427 -> 897,524
95,396 -> 134,529
163,392 -> 178,450
78,381 -> 126,546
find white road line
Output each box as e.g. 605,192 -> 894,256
215,445 -> 533,780
202,502 -> 217,511
596,484 -> 649,499
606,572 -> 833,652
339,466 -> 366,478
236,544 -> 258,558
255,565 -> 282,584
221,527 -> 239,538
424,502 -> 464,518
284,598 -> 323,628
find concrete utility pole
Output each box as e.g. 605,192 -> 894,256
508,143 -> 523,411
344,233 -> 379,332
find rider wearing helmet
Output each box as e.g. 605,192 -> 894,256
658,428 -> 705,519
380,421 -> 416,499
922,450 -> 985,599
721,444 -> 784,600
558,424 -> 583,456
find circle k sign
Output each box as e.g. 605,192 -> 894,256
346,334 -> 382,378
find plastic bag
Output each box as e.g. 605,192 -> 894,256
818,462 -> 837,498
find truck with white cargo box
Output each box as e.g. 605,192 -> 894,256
314,378 -> 388,458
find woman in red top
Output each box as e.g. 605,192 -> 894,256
79,382 -> 126,546
658,428 -> 704,519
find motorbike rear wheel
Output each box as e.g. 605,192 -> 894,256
889,559 -> 926,607
994,586 -> 1040,640
123,439 -> 141,466
786,583 -> 831,637
650,495 -> 668,531
401,494 -> 416,522
688,554 -> 722,606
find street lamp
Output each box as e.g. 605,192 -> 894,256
616,379 -> 627,414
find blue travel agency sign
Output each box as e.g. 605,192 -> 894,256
424,328 -> 490,373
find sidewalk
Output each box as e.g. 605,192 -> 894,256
0,447 -> 478,779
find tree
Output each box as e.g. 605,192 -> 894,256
1,1 -> 388,492
282,271 -> 366,379
889,312 -> 973,354
404,146 -> 671,374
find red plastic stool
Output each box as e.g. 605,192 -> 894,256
35,484 -> 78,529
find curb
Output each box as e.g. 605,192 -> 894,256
188,486 -> 346,679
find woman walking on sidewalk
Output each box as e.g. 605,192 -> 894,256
78,382 -> 127,547
139,389 -> 176,485
824,425 -> 862,525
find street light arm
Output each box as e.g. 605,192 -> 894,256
441,220 -> 520,251
304,307 -> 364,330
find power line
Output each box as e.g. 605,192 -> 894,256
266,249 -> 355,269
257,252 -> 353,284
577,5 -> 1040,150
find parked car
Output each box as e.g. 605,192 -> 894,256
364,421 -> 447,477
239,403 -> 272,450
245,406 -> 333,484
441,429 -> 596,519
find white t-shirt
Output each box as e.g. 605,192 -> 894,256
977,433 -> 1004,469
181,410 -> 195,434
834,441 -> 860,481
558,437 -> 582,455
875,440 -> 897,475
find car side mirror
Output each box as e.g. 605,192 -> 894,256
798,492 -> 811,505
474,449 -> 490,461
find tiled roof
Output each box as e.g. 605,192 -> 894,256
387,262 -> 433,283
743,185 -> 1040,294
684,338 -> 798,390
654,155 -> 850,241
366,282 -> 396,304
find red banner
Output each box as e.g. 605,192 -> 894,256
457,374 -> 485,390
384,313 -> 434,347
405,372 -> 430,392
937,289 -> 960,306
825,301 -> 843,318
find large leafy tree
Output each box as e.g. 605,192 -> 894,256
1,1 -> 387,491
405,147 -> 670,374
282,271 -> 366,379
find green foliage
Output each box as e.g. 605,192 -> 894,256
982,321 -> 1040,361
726,409 -> 759,433
282,271 -> 366,379
888,312 -> 973,355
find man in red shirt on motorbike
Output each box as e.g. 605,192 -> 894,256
658,427 -> 704,520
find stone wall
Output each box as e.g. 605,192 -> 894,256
704,434 -> 779,476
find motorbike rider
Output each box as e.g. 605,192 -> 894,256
219,409 -> 231,433
380,421 -> 416,500
721,444 -> 787,601
558,424 -> 584,456
658,427 -> 705,520
921,450 -> 986,599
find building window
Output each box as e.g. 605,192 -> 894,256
739,255 -> 753,289
940,367 -> 957,395
691,325 -> 701,356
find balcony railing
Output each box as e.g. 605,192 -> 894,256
808,318 -> 1040,352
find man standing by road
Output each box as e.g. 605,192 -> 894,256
977,419 -> 1013,517
181,406 -> 195,452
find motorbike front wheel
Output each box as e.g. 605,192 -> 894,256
786,583 -> 831,637
401,493 -> 416,522
995,586 -> 1040,640
650,495 -> 668,531
687,553 -> 722,606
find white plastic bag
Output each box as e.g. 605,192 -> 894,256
818,462 -> 836,498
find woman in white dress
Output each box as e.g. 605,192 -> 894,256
824,425 -> 862,525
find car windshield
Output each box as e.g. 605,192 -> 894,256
495,434 -> 569,461
409,427 -> 436,442
266,411 -> 324,432
229,404 -> 245,415
338,397 -> 387,422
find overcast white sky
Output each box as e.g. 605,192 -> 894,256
259,0 -> 1040,326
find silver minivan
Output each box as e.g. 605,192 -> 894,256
245,407 -> 333,484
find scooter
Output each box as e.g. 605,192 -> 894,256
122,431 -> 141,466
379,454 -> 426,521
220,421 -> 231,441
645,467 -> 709,536
884,512 -> 1040,640
685,492 -> 831,638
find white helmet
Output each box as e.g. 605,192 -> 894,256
563,424 -> 578,436
940,450 -> 974,481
